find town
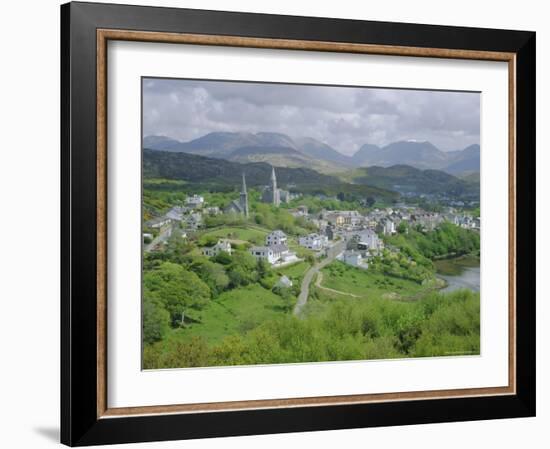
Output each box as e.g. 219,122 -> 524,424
144,166 -> 480,273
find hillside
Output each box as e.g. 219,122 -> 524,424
349,141 -> 480,174
350,141 -> 448,170
294,137 -> 354,166
350,143 -> 381,166
349,164 -> 479,199
143,149 -> 398,200
443,144 -> 480,175
227,145 -> 345,173
146,132 -> 299,158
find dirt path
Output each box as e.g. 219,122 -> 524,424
314,272 -> 361,298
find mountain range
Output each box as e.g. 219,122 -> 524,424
143,132 -> 480,175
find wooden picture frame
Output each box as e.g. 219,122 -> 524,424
61,1 -> 536,446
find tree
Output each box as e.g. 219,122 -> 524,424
189,258 -> 230,297
143,262 -> 211,325
366,196 -> 376,207
257,258 -> 270,279
142,293 -> 171,345
397,221 -> 409,234
227,250 -> 259,287
213,251 -> 232,265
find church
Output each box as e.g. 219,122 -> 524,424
224,167 -> 290,217
261,166 -> 290,206
224,173 -> 249,217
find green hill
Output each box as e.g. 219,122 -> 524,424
143,149 -> 398,201
348,164 -> 479,199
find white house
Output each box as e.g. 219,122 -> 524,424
340,250 -> 368,269
249,245 -> 282,264
350,229 -> 383,251
377,218 -> 396,235
202,239 -> 232,257
250,244 -> 298,266
299,233 -> 328,251
266,230 -> 288,246
185,194 -> 205,209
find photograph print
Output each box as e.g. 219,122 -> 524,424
141,78 -> 481,370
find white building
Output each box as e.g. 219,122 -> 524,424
250,244 -> 298,266
378,218 -> 396,235
202,239 -> 232,257
452,214 -> 479,230
266,230 -> 288,246
348,229 -> 383,251
299,233 -> 328,251
250,245 -> 285,265
340,250 -> 368,269
185,194 -> 205,209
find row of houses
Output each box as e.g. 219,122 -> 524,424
201,230 -> 300,267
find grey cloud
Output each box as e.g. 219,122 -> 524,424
143,78 -> 480,154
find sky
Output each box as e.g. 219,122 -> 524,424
143,78 -> 480,155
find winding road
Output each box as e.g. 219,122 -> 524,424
144,224 -> 174,252
293,240 -> 345,316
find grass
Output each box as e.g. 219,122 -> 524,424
143,178 -> 188,186
167,284 -> 290,345
199,226 -> 269,245
288,240 -> 315,259
320,261 -> 429,301
274,261 -> 311,284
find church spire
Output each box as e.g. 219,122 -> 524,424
240,172 -> 249,218
270,166 -> 280,206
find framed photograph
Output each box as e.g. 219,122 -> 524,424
61,2 -> 536,446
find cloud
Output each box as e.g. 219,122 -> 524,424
143,78 -> 480,154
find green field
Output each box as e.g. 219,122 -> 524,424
287,241 -> 314,259
320,261 -> 435,301
167,284 -> 291,345
199,226 -> 269,244
275,261 -> 310,282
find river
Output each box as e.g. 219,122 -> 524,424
434,256 -> 480,293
